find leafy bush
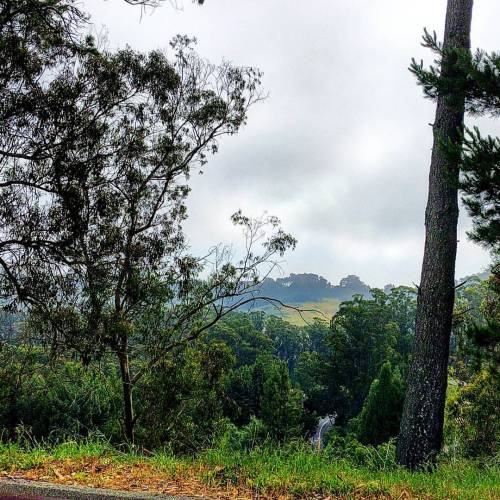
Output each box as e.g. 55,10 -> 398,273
323,429 -> 396,470
217,417 -> 270,451
0,346 -> 121,441
260,357 -> 304,441
137,341 -> 235,452
445,369 -> 499,458
225,354 -> 305,441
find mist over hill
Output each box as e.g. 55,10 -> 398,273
258,273 -> 373,303
254,268 -> 492,306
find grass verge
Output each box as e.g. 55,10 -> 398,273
0,441 -> 498,499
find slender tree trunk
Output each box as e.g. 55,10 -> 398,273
118,350 -> 135,443
397,0 -> 473,470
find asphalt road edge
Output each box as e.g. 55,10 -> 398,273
0,478 -> 200,499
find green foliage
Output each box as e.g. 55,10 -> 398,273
225,354 -> 304,441
445,369 -> 499,458
325,288 -> 415,423
0,339 -> 238,452
138,341 -> 235,451
260,357 -> 303,441
295,351 -> 329,416
206,312 -> 273,367
224,365 -> 258,426
265,316 -> 308,373
410,30 -> 500,254
0,346 -> 121,440
304,318 -> 331,355
353,362 -> 405,446
323,430 -> 397,470
459,129 -> 500,252
453,270 -> 500,378
217,417 -> 269,451
410,29 -> 500,115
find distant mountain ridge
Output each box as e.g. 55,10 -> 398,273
255,269 -> 491,306
258,273 -> 372,303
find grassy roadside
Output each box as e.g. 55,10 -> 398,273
0,441 -> 498,499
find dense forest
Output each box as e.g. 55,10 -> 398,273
1,274 -> 497,454
0,0 -> 498,498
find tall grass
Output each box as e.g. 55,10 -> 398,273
190,441 -> 499,499
0,437 -> 498,499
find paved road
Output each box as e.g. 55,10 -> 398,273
0,478 -> 198,500
310,414 -> 336,451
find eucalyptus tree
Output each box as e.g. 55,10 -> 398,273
1,29 -> 296,443
0,1 -> 297,445
0,0 -> 93,306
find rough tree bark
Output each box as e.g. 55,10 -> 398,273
118,350 -> 135,443
397,0 -> 473,470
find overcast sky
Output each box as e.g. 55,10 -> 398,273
85,0 -> 499,287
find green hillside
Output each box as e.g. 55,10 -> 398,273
256,297 -> 341,325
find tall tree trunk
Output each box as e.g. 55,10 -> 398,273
397,0 -> 473,470
118,350 -> 135,443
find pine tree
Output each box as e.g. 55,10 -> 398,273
397,0 -> 473,469
400,1 -> 500,467
355,362 -> 405,446
459,130 -> 500,252
260,358 -> 304,441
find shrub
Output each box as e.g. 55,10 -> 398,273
225,354 -> 305,441
137,341 -> 235,452
260,358 -> 304,441
0,346 -> 121,441
323,429 -> 396,470
217,417 -> 269,451
445,369 -> 499,458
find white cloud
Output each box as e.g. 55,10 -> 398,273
84,0 -> 497,287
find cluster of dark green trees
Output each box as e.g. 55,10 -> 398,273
254,274 -> 372,303
0,287 -> 413,450
1,278 -> 496,458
